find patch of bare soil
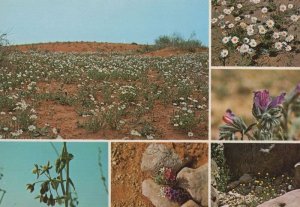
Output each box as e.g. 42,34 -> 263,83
11,42 -> 143,53
111,143 -> 208,207
144,47 -> 207,57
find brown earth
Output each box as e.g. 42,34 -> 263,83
10,42 -> 207,57
10,42 -> 143,53
111,142 -> 208,207
144,47 -> 207,57
211,69 -> 300,139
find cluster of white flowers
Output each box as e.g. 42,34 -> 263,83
213,0 -> 299,60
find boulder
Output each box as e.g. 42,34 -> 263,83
257,189 -> 300,207
294,162 -> 300,188
177,164 -> 208,206
181,200 -> 199,207
211,186 -> 219,207
239,173 -> 252,184
224,144 -> 300,178
227,181 -> 240,191
211,159 -> 219,187
142,179 -> 179,207
141,143 -> 183,174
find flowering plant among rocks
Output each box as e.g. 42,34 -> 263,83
160,186 -> 190,204
154,167 -> 177,186
219,83 -> 300,140
155,167 -> 191,204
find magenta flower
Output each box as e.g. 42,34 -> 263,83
163,187 -> 189,204
222,109 -> 235,125
253,90 -> 286,111
164,168 -> 176,182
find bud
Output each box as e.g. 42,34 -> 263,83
222,109 -> 235,125
219,109 -> 247,140
43,194 -> 48,203
26,184 -> 34,193
285,83 -> 300,105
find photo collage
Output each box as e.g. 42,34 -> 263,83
0,0 -> 299,206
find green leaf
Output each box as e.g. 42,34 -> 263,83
51,179 -> 59,190
55,158 -> 61,173
69,178 -> 76,190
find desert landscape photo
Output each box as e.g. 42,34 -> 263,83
0,0 -> 209,140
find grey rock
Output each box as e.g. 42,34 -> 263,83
239,173 -> 252,184
257,189 -> 300,207
227,181 -> 240,191
177,164 -> 208,206
141,144 -> 183,174
294,162 -> 300,188
181,200 -> 199,207
142,179 -> 179,207
211,159 -> 219,187
211,186 -> 219,207
224,144 -> 300,177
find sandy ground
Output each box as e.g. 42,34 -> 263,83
211,69 -> 300,139
10,42 -> 206,56
111,142 -> 208,207
11,42 -> 143,53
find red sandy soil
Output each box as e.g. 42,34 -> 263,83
10,42 -> 143,53
111,143 -> 208,207
144,47 -> 207,57
10,42 -> 207,57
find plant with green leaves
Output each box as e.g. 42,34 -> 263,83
0,170 -> 6,206
219,83 -> 300,140
0,33 -> 9,64
211,144 -> 231,192
26,143 -> 78,207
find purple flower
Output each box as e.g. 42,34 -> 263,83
163,187 -> 189,204
253,90 -> 286,111
222,109 -> 235,125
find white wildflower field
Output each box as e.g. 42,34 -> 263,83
0,45 -> 208,139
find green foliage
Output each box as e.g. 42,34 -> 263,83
154,33 -> 204,52
171,109 -> 199,131
0,169 -> 6,206
98,148 -> 108,194
211,144 -> 231,192
27,143 -> 78,207
0,33 -> 9,65
82,115 -> 104,132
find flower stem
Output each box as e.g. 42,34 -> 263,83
64,142 -> 70,207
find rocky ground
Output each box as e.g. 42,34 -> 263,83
111,143 -> 208,207
211,143 -> 300,206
